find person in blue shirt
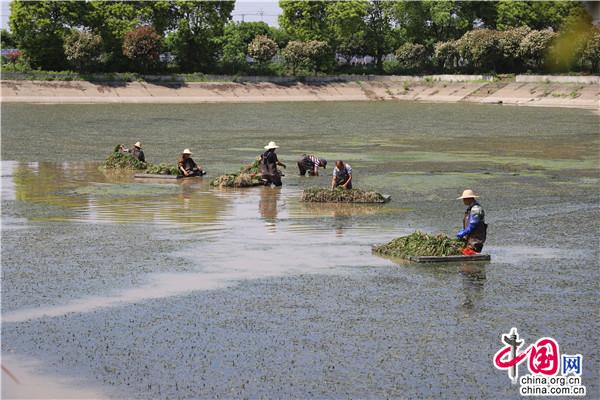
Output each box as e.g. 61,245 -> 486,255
456,189 -> 488,255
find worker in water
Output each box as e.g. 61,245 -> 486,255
331,160 -> 352,190
260,141 -> 286,187
297,154 -> 327,176
456,189 -> 487,255
178,148 -> 205,177
120,141 -> 145,162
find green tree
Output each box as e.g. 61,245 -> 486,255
248,35 -> 279,65
9,0 -> 86,70
364,0 -> 395,71
434,40 -> 459,72
390,1 -> 496,47
282,40 -> 305,75
218,22 -> 272,72
497,1 -> 589,31
167,0 -> 234,72
1,29 -> 15,48
497,26 -> 531,72
395,42 -> 429,73
325,0 -> 368,63
456,29 -> 501,72
281,40 -> 328,75
519,29 -> 557,71
304,40 -> 330,74
582,25 -> 600,73
63,30 -> 103,72
278,0 -> 330,41
122,26 -> 162,73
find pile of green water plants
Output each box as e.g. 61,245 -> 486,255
301,187 -> 389,203
373,231 -> 466,258
211,159 -> 263,188
102,145 -> 147,170
144,163 -> 180,175
102,145 -> 179,175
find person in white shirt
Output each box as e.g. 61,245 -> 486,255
331,160 -> 352,190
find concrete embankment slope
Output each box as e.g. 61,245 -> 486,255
1,75 -> 598,109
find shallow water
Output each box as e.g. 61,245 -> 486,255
1,102 -> 599,399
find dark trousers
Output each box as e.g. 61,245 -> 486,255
262,174 -> 282,187
297,160 -> 316,176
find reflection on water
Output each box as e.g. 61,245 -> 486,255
6,161 -> 229,232
258,186 -> 280,232
459,263 -> 487,311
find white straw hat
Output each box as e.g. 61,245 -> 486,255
134,141 -> 142,148
457,189 -> 480,199
264,141 -> 279,150
182,148 -> 193,155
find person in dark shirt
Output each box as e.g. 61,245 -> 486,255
260,141 -> 286,186
120,141 -> 145,162
178,148 -> 205,177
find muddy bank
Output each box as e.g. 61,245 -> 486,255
1,79 -> 597,109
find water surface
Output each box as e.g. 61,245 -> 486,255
2,102 -> 598,399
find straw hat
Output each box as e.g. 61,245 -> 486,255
182,148 -> 193,155
134,141 -> 142,148
264,141 -> 279,150
457,189 -> 479,199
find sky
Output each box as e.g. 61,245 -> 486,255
0,0 -> 282,30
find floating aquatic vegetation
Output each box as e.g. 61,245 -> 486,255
102,145 -> 179,175
373,231 -> 466,258
300,187 -> 389,203
102,146 -> 147,170
144,163 -> 180,175
211,159 -> 263,188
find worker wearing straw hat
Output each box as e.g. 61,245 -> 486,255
260,141 -> 286,187
178,148 -> 205,177
120,141 -> 145,162
456,189 -> 487,255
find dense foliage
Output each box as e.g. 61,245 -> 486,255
6,0 -> 598,75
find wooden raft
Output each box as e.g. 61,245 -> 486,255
408,254 -> 491,263
134,173 -> 204,180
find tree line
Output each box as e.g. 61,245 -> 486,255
2,0 -> 599,75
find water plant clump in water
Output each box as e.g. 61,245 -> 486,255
301,187 -> 389,203
102,145 -> 147,170
102,145 -> 179,175
211,159 -> 263,188
373,231 -> 466,258
144,163 -> 180,175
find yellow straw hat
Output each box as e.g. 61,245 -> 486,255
182,148 -> 193,155
457,189 -> 480,200
264,141 -> 279,150
134,141 -> 142,148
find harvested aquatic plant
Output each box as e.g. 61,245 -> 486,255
211,159 -> 263,188
102,147 -> 147,170
301,187 -> 389,203
144,163 -> 180,175
373,231 -> 466,258
102,145 -> 180,175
